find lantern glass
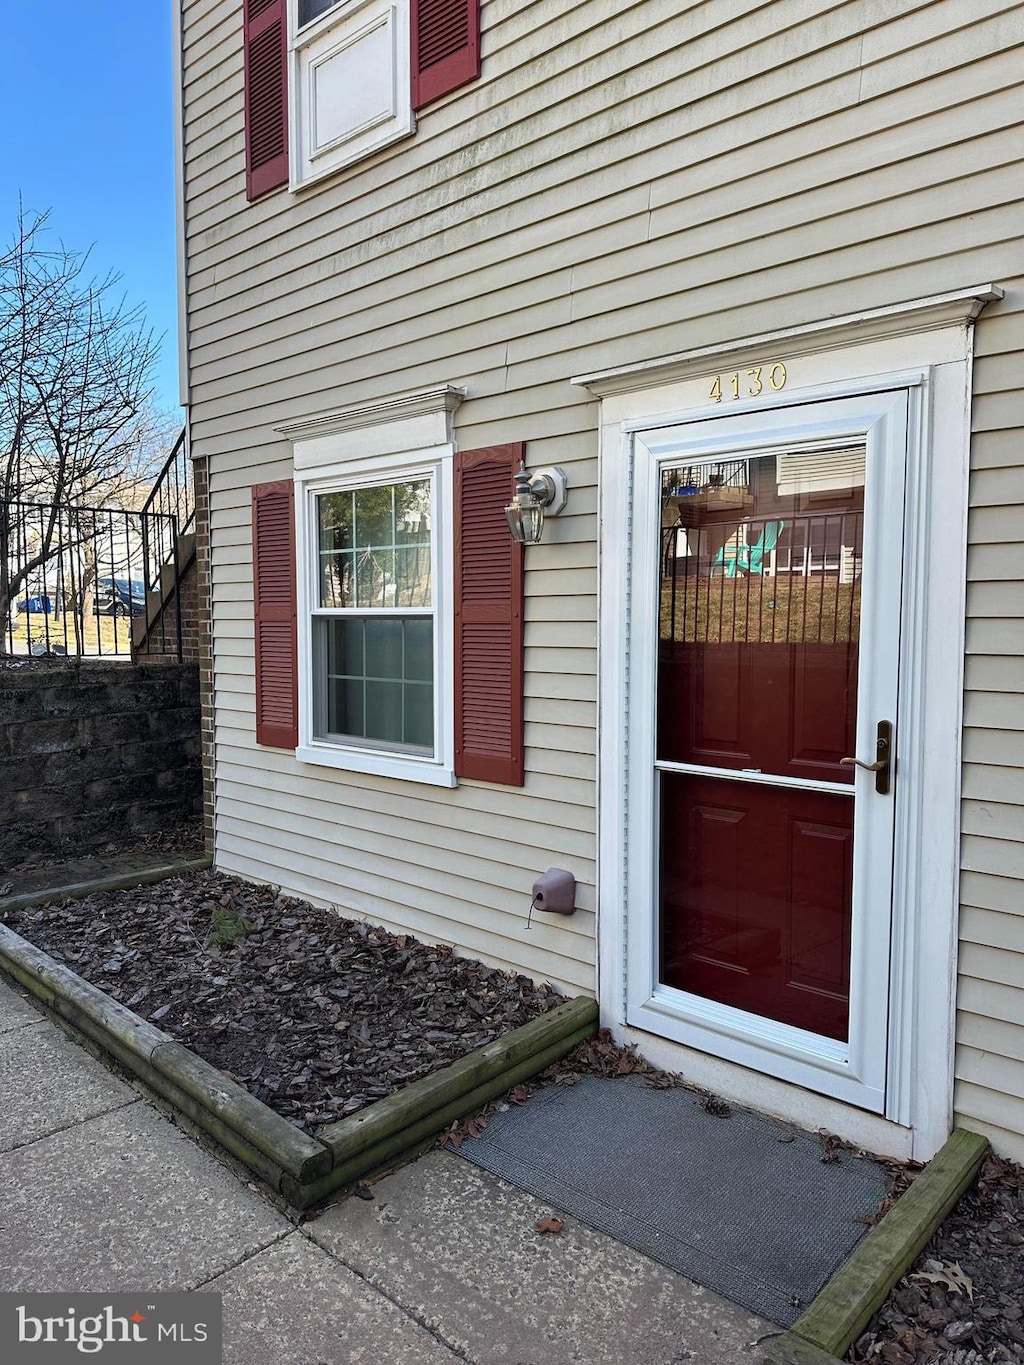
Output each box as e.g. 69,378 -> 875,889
504,498 -> 545,544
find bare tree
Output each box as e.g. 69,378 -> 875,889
0,207 -> 159,650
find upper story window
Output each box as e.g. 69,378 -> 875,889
290,0 -> 414,188
298,0 -> 337,23
243,1 -> 481,200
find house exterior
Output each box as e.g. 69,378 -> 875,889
175,0 -> 1024,1165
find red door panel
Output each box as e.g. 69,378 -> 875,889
660,773 -> 852,1041
789,642 -> 858,775
659,641 -> 857,783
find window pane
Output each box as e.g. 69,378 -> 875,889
354,548 -> 394,607
318,492 -> 354,607
396,485 -> 432,544
298,0 -> 339,27
393,547 -> 431,607
319,491 -> 354,550
320,550 -> 352,608
365,618 -> 403,679
404,618 -> 432,682
327,677 -> 364,736
353,484 -> 394,549
365,681 -> 404,745
330,617 -> 363,675
403,683 -> 434,749
313,617 -> 434,753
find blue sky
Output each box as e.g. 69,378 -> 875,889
0,3 -> 180,413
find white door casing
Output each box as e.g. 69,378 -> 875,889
577,286 -> 1001,1161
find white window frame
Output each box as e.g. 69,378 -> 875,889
295,447 -> 455,785
288,0 -> 414,190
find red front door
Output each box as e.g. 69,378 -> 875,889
657,448 -> 865,1041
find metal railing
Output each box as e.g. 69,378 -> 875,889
0,499 -> 182,661
0,426 -> 194,662
141,427 -> 193,536
660,511 -> 864,646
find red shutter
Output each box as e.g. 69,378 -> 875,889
252,481 -> 298,748
454,445 -> 525,786
244,0 -> 288,200
412,0 -> 480,110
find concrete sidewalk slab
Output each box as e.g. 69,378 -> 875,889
207,1230 -> 460,1365
0,978 -> 43,1033
0,1017 -> 137,1152
308,1150 -> 770,1365
0,1103 -> 290,1293
0,938 -> 786,1363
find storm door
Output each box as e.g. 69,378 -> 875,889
626,392 -> 909,1111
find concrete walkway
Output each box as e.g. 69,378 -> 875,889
0,977 -> 771,1364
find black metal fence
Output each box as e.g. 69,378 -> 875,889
0,499 -> 183,661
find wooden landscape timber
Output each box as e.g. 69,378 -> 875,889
0,870 -> 598,1209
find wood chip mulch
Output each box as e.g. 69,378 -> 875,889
2,870 -> 561,1133
849,1151 -> 1024,1365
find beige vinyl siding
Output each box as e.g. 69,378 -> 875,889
183,0 -> 1024,1136
957,280 -> 1024,1161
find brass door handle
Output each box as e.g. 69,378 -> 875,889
840,720 -> 893,795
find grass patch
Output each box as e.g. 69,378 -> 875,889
661,575 -> 862,644
6,609 -> 134,657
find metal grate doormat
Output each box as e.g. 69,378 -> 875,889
456,1074 -> 888,1325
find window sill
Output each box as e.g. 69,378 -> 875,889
289,119 -> 414,194
296,742 -> 457,788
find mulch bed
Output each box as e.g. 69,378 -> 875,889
1,870 -> 560,1133
849,1150 -> 1024,1365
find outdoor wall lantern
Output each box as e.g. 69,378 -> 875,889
504,463 -> 568,545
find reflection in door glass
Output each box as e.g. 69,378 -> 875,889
657,447 -> 866,1041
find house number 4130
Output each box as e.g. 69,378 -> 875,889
709,362 -> 787,402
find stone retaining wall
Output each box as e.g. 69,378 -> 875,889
0,662 -> 201,871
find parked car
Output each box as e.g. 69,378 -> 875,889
93,577 -> 147,617
17,594 -> 55,615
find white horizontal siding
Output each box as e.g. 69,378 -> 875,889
183,0 -> 1024,1131
957,275 -> 1024,1157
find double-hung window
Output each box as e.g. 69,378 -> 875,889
312,475 -> 436,754
290,425 -> 456,787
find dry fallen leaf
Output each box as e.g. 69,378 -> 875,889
536,1215 -> 564,1235
910,1260 -> 974,1301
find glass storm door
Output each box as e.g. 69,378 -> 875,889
627,392 -> 909,1111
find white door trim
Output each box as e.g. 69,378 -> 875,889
587,303 -> 990,1162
